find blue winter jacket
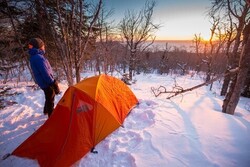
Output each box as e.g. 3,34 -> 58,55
29,48 -> 55,89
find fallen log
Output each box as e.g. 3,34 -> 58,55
151,68 -> 239,99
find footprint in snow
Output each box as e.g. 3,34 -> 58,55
125,109 -> 155,130
109,131 -> 143,152
112,151 -> 136,167
137,100 -> 158,109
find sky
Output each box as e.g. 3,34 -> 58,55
104,0 -> 212,41
1,72 -> 250,166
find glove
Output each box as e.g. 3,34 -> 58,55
52,80 -> 60,95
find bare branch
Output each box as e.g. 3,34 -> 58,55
151,85 -> 173,97
152,68 -> 239,99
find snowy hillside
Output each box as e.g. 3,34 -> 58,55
1,73 -> 250,167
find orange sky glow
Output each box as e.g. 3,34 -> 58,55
106,0 -> 212,41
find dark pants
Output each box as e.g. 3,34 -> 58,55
43,86 -> 55,117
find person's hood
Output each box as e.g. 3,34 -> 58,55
28,48 -> 45,56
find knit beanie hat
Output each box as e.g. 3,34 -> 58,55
29,38 -> 44,49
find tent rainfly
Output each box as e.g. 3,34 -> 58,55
11,74 -> 138,167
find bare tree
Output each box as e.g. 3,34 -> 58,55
0,0 -> 34,83
193,34 -> 203,73
95,28 -> 116,75
222,20 -> 250,114
211,0 -> 250,95
94,5 -> 118,75
40,0 -> 102,85
119,0 -> 159,80
220,11 -> 236,95
205,15 -> 229,91
159,43 -> 171,74
210,0 -> 250,114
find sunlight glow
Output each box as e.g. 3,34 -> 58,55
151,0 -> 212,41
201,33 -> 211,42
154,14 -> 212,41
108,0 -> 212,41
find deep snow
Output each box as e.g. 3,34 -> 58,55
0,73 -> 250,167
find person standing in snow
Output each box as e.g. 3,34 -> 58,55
28,38 -> 60,117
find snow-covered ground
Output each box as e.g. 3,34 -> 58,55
0,73 -> 250,167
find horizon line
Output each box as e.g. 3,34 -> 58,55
153,39 -> 193,42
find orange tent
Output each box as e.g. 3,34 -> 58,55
12,74 -> 138,167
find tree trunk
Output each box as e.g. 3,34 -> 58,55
96,57 -> 101,75
241,69 -> 250,97
75,65 -> 81,84
220,70 -> 231,95
222,23 -> 250,115
220,2 -> 249,96
129,51 -> 136,80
